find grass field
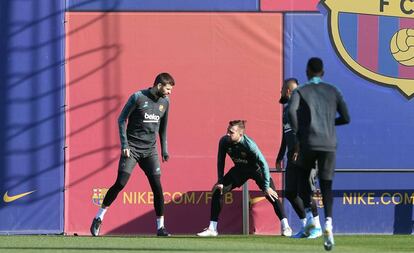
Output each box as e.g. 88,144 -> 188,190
0,235 -> 413,253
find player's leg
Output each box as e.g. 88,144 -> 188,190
307,167 -> 322,238
90,155 -> 136,236
139,153 -> 170,236
317,151 -> 336,250
251,170 -> 291,236
197,167 -> 242,237
285,160 -> 306,222
285,161 -> 311,238
297,150 -> 318,236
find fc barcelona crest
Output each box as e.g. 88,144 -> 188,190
321,0 -> 414,98
92,188 -> 108,206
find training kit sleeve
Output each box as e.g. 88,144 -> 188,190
335,90 -> 351,126
217,136 -> 227,183
287,90 -> 300,136
118,93 -> 139,149
244,136 -> 271,189
276,130 -> 287,162
158,99 -> 170,156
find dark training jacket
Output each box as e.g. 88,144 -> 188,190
118,88 -> 169,155
288,77 -> 350,152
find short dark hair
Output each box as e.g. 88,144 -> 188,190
154,73 -> 175,86
307,57 -> 324,74
229,120 -> 246,130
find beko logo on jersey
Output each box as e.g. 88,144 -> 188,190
143,113 -> 160,123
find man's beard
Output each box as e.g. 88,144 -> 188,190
279,96 -> 289,104
156,90 -> 166,98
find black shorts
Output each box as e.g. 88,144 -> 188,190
285,159 -> 318,193
221,166 -> 275,192
118,148 -> 161,176
285,161 -> 301,193
298,150 -> 335,181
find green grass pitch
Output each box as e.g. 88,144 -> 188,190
0,235 -> 413,253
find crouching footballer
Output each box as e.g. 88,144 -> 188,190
197,120 -> 292,237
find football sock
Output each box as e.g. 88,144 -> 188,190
208,221 -> 218,231
157,216 -> 164,229
281,218 -> 289,229
325,217 -> 333,230
96,207 -> 107,220
301,218 -> 307,228
305,208 -> 314,221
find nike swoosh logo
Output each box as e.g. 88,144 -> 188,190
3,190 -> 36,203
249,196 -> 266,205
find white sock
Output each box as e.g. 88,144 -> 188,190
208,221 -> 218,231
95,207 -> 107,220
305,209 -> 314,222
157,216 -> 164,230
314,215 -> 321,229
301,218 -> 307,228
281,218 -> 289,229
325,217 -> 333,230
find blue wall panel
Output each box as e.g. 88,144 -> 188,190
284,13 -> 414,234
284,13 -> 414,169
67,0 -> 259,11
0,0 -> 64,234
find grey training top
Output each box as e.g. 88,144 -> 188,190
118,88 -> 169,155
288,77 -> 350,152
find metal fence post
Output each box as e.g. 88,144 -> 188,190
242,181 -> 249,235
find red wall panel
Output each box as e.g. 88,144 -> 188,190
65,12 -> 283,235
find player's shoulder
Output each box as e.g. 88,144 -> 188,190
242,135 -> 258,148
161,96 -> 170,105
219,135 -> 229,144
299,81 -> 341,94
320,82 -> 344,98
132,89 -> 145,99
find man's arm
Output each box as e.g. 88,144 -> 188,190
247,139 -> 271,189
276,132 -> 287,163
287,90 -> 300,134
335,91 -> 351,125
217,137 -> 227,183
159,101 -> 169,162
118,93 -> 138,149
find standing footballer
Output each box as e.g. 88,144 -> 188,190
276,78 -> 322,238
288,58 -> 350,250
90,73 -> 175,237
197,120 -> 292,237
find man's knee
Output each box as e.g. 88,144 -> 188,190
113,172 -> 131,190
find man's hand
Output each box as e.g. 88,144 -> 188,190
293,142 -> 300,158
212,184 -> 224,195
275,160 -> 283,171
264,187 -> 279,202
162,153 -> 169,162
122,148 -> 130,158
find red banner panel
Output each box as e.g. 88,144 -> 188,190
65,12 -> 283,235
261,0 -> 319,11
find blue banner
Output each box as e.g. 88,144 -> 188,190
283,13 -> 414,234
284,13 -> 414,169
0,0 -> 64,234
